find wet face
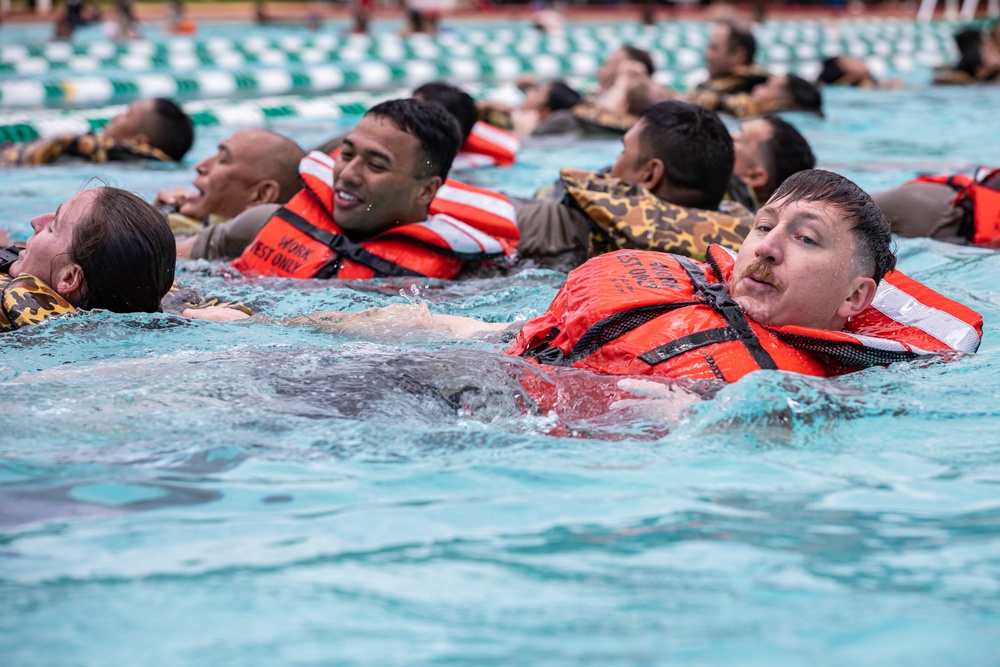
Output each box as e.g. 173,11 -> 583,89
103,99 -> 155,143
521,82 -> 551,112
597,48 -> 627,91
731,118 -> 773,190
9,189 -> 93,289
181,129 -> 274,221
730,197 -> 870,330
750,75 -> 789,113
610,119 -> 649,186
836,57 -> 873,85
332,114 -> 438,240
706,24 -> 740,79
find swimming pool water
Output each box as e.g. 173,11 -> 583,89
2,18 -> 1000,667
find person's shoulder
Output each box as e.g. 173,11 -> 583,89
1,272 -> 76,330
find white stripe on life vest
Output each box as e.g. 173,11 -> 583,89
435,183 -> 517,226
300,150 -> 335,185
451,151 -> 499,171
471,121 -> 522,154
870,280 -> 981,354
417,214 -> 504,256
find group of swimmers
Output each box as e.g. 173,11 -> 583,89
1,18 -> 990,401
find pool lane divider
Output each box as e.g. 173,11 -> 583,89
0,40 -> 944,111
0,18 -> 962,69
0,84 -> 522,143
0,53 -> 607,109
0,26 -> 958,76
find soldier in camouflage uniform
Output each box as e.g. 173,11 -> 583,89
515,101 -> 754,272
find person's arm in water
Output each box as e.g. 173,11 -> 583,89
182,301 -> 513,338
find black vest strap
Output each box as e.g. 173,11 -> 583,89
275,207 -> 425,279
565,302 -> 699,363
639,327 -> 742,365
674,256 -> 777,370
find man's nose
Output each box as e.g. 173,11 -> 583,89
336,159 -> 360,184
194,155 -> 213,174
755,230 -> 783,263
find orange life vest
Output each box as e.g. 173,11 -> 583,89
908,168 -> 1000,244
507,246 -> 982,383
457,121 -> 521,168
232,151 -> 519,280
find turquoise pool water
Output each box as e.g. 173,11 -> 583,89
3,18 -> 1000,667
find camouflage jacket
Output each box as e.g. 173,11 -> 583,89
693,66 -> 771,96
0,273 -> 76,331
687,89 -> 759,119
1,132 -> 172,166
561,168 -> 754,262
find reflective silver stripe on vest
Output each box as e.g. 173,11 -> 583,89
415,214 -> 504,255
300,151 -> 335,184
470,121 -> 522,154
435,183 -> 517,225
870,280 -> 981,354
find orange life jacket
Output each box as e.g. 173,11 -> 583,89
908,168 -> 1000,244
457,121 -> 521,168
232,151 -> 519,280
507,246 -> 983,383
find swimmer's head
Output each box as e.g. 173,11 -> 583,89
104,98 -> 194,162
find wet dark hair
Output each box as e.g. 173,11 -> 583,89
366,98 -> 462,180
143,98 -> 194,162
621,45 -> 656,76
412,81 -> 478,142
766,169 -> 896,284
954,28 -> 986,78
545,81 -> 582,112
720,20 -> 757,65
70,187 -> 176,313
758,116 -> 816,200
784,74 -> 824,116
638,100 -> 734,210
817,56 -> 846,85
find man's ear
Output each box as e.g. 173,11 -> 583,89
641,158 -> 666,194
252,180 -> 282,206
53,262 -> 86,307
416,175 -> 443,209
743,164 -> 770,191
837,276 -> 878,324
132,132 -> 152,147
